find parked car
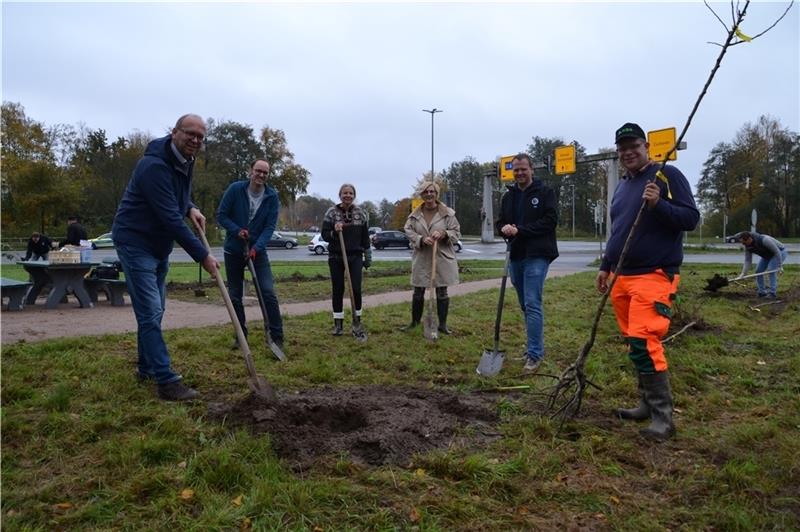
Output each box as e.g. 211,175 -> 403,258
266,232 -> 298,249
454,239 -> 463,252
368,226 -> 383,236
308,233 -> 329,255
89,232 -> 114,249
372,230 -> 410,250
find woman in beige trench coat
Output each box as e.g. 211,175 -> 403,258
403,181 -> 461,334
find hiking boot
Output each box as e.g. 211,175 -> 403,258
332,318 -> 344,336
523,357 -> 542,373
639,371 -> 675,441
615,373 -> 651,421
157,381 -> 200,402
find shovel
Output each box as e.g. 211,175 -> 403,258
704,268 -> 780,292
423,240 -> 439,341
477,241 -> 511,377
197,229 -> 276,402
338,230 -> 367,342
245,243 -> 286,361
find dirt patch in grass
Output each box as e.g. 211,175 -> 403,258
208,385 -> 499,469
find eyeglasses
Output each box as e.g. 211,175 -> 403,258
422,189 -> 436,195
178,128 -> 205,142
616,142 -> 644,153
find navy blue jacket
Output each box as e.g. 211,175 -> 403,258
601,163 -> 699,275
112,136 -> 208,262
496,180 -> 559,262
217,180 -> 279,256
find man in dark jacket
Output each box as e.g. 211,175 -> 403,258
496,153 -> 559,374
24,232 -> 52,261
112,113 -> 219,402
596,122 -> 699,441
216,159 -> 284,349
59,216 -> 87,247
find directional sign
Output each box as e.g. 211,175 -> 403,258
499,155 -> 515,181
411,198 -> 424,212
648,127 -> 677,161
554,145 -> 576,175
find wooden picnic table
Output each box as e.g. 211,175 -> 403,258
18,260 -> 99,309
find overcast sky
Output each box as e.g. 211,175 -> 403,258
3,1 -> 798,207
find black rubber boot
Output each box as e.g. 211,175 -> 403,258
436,297 -> 451,334
402,292 -> 425,330
332,318 -> 344,336
639,371 -> 676,441
615,373 -> 650,421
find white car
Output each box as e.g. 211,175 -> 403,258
308,233 -> 329,255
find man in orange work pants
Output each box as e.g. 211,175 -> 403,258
597,123 -> 699,441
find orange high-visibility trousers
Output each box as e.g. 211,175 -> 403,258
610,270 -> 680,373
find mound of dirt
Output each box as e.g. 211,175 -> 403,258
208,385 -> 500,468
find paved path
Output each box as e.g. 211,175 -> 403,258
1,264 -> 587,344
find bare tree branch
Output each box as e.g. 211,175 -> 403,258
705,0 -> 729,32
746,1 -> 794,41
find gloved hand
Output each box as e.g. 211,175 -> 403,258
238,228 -> 249,240
248,247 -> 257,261
363,248 -> 372,269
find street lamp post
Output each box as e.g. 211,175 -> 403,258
422,108 -> 442,181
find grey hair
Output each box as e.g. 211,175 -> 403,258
174,114 -> 205,129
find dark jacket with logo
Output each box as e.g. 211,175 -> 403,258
112,135 -> 208,262
217,180 -> 280,256
600,163 -> 699,275
496,181 -> 559,262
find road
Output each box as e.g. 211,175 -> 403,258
8,240 -> 795,267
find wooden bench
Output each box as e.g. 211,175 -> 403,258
84,278 -> 127,306
1,278 -> 32,311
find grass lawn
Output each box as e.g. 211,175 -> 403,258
2,264 -> 799,529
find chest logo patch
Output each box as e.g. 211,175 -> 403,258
531,198 -> 539,207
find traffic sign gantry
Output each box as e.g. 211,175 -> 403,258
647,127 -> 677,161
554,145 -> 576,175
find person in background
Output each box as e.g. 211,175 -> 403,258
112,113 -> 219,402
596,122 -> 699,441
403,181 -> 461,334
496,153 -> 559,373
321,183 -> 372,336
729,230 -> 788,298
59,216 -> 87,248
24,232 -> 52,261
217,159 -> 284,349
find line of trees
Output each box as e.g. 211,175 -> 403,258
3,101 -> 797,240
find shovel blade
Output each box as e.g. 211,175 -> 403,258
266,337 -> 286,361
423,314 -> 438,341
352,323 -> 368,342
248,375 -> 278,403
476,348 -> 505,377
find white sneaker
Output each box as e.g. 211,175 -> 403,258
523,357 -> 542,373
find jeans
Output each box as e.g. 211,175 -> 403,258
224,251 -> 283,341
756,249 -> 788,296
116,243 -> 179,385
509,257 -> 550,362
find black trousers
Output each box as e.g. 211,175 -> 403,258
328,254 -> 363,313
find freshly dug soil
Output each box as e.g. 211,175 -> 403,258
208,385 -> 500,468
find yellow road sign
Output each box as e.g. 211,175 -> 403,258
554,145 -> 576,175
499,155 -> 515,181
411,198 -> 424,212
648,127 -> 677,161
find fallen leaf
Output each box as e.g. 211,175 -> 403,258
610,496 -> 620,504
55,502 -> 73,509
409,507 -> 421,522
232,495 -> 243,507
757,360 -> 766,366
177,461 -> 187,469
595,512 -> 606,520
69,413 -> 80,420
488,458 -> 499,465
179,488 -> 195,500
6,509 -> 18,517
313,527 -> 324,532
517,506 -> 530,515
414,468 -> 426,478
674,407 -> 683,414
241,516 -> 252,530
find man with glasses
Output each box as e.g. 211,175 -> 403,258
596,122 -> 699,441
112,113 -> 219,402
496,153 -> 559,374
217,159 -> 284,350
